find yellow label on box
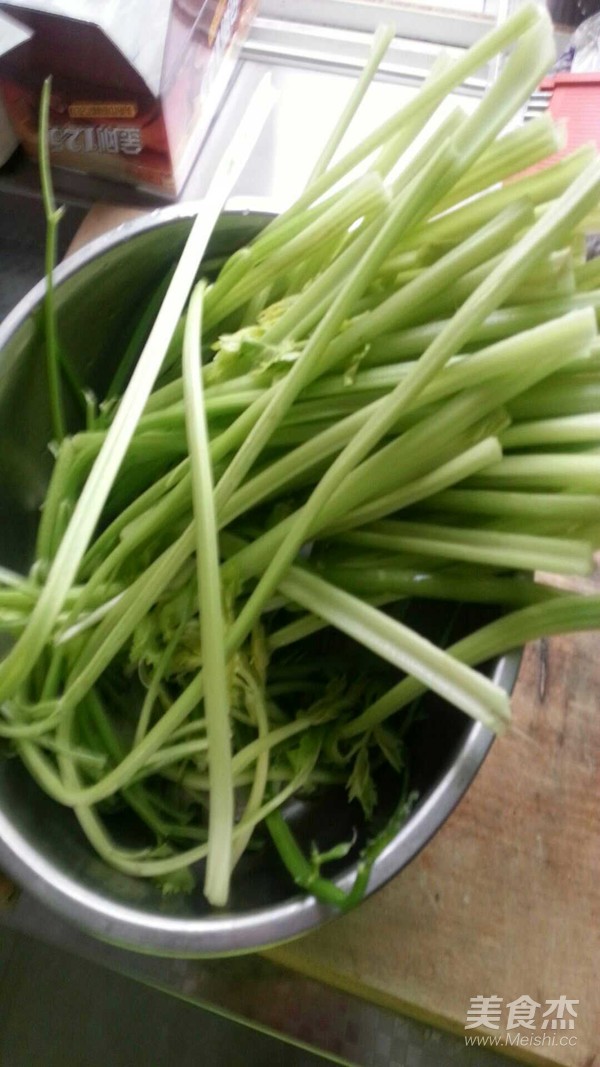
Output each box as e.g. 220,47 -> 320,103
68,102 -> 138,119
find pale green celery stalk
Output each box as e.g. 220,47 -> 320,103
535,197 -> 600,234
64,522 -> 298,722
169,766 -> 345,792
267,613 -> 338,652
183,283 -> 233,906
48,499 -> 73,562
277,225 -> 369,307
106,267 -> 175,401
241,286 -> 271,328
56,593 -> 124,645
308,25 -> 395,183
204,173 -> 388,329
80,458 -> 189,577
38,739 -> 106,771
261,2 -> 541,222
80,372 -> 265,575
340,594 -> 600,739
229,665 -> 270,870
385,107 -> 465,198
571,230 -> 588,262
260,223 -> 379,345
65,471 -> 195,625
140,388 -> 262,429
336,520 -> 593,576
140,737 -> 209,776
324,565 -> 563,607
0,704 -> 63,740
455,250 -> 575,308
142,377 -> 184,414
74,694 -> 204,840
230,719 -> 320,776
278,567 -> 510,732
169,721 -> 207,743
52,695 -> 185,870
0,568 -> 34,590
442,13 -> 555,187
304,122 -> 464,324
388,266 -> 423,286
39,77 -> 66,445
435,113 -> 564,213
266,12 -> 556,391
320,397 -> 508,520
0,78 -> 273,704
18,544 -> 201,806
62,320 -> 591,701
419,488 -> 600,524
265,593 -> 396,653
508,373 -> 600,420
309,308 -> 589,410
466,452 -> 600,491
217,159 -> 600,660
328,437 -> 502,532
0,589 -> 34,611
266,418 -> 362,448
213,136 -> 461,513
418,309 -> 592,405
401,145 -> 594,252
207,244 -> 409,455
575,255 -> 600,290
134,611 -> 191,745
0,650 -> 66,740
36,438 -> 75,563
60,525 -> 196,709
380,249 -> 427,276
233,410 -> 503,573
214,187 -> 359,296
319,313 -> 595,531
75,404 -> 379,626
20,730 -> 320,877
363,292 -> 600,365
221,313 -> 595,588
315,204 -> 537,372
203,373 -> 260,399
502,413 -> 600,449
73,407 -> 372,623
372,67 -> 456,181
219,404 -> 379,528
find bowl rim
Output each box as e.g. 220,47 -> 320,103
0,198 -> 518,955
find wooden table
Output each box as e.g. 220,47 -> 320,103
267,626 -> 600,1067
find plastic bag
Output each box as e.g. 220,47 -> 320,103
572,12 -> 600,70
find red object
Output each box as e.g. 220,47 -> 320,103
540,72 -> 600,156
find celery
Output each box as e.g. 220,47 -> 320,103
182,284 -> 233,906
8,8 -> 600,912
39,77 -> 66,445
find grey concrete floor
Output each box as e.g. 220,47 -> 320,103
0,928 -> 334,1067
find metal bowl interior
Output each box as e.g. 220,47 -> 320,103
0,203 -> 521,956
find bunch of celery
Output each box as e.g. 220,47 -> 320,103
3,3 -> 600,908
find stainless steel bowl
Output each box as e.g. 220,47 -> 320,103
0,201 -> 520,956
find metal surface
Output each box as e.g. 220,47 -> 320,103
2,896 -> 513,1067
0,201 -> 521,956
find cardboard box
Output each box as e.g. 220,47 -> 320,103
0,0 -> 257,197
